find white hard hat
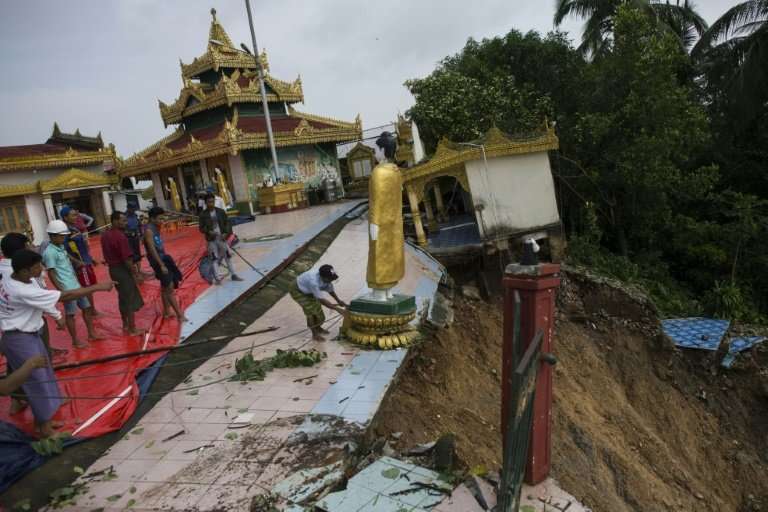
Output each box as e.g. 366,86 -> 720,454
46,219 -> 70,235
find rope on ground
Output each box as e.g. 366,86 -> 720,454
31,313 -> 344,385
15,314 -> 344,399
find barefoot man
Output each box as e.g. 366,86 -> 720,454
0,249 -> 114,436
101,211 -> 145,335
290,264 -> 347,341
42,220 -> 102,348
143,207 -> 187,322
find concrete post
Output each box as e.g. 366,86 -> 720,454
406,187 -> 427,247
502,262 -> 561,485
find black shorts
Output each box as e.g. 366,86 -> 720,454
150,254 -> 183,289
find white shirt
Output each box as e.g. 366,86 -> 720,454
0,274 -> 62,332
0,259 -> 47,289
215,195 -> 226,210
296,269 -> 334,299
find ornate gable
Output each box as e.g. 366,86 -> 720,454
39,168 -> 113,192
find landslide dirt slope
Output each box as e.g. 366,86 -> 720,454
373,268 -> 768,512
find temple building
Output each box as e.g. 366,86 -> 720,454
120,9 -> 361,213
401,124 -> 563,259
0,123 -> 117,244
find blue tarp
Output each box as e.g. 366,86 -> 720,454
662,317 -> 730,351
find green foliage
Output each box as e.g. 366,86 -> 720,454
406,4 -> 768,323
231,349 -> 325,382
554,0 -> 708,55
31,432 -> 71,457
567,236 -> 701,317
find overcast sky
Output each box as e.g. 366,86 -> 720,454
0,0 -> 736,156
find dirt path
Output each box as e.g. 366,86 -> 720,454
373,271 -> 768,512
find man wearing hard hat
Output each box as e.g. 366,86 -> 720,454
41,220 -> 103,348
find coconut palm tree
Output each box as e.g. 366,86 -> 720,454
554,0 -> 708,56
693,1 -> 768,121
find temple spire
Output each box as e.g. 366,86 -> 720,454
208,7 -> 235,49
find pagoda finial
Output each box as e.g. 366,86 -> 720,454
52,122 -> 61,137
208,8 -> 235,48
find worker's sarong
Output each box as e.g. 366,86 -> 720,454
109,263 -> 144,317
0,331 -> 61,424
289,285 -> 325,329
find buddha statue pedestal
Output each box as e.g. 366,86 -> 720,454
345,294 -> 419,349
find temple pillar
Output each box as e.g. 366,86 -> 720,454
200,160 -> 211,187
406,186 -> 427,247
433,183 -> 447,222
151,172 -> 167,208
423,195 -> 438,232
101,190 -> 113,218
228,153 -> 249,203
43,195 -> 55,222
176,166 -> 188,208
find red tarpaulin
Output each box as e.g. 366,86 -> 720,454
0,226 -> 210,438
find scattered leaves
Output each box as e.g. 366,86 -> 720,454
381,468 -> 400,479
225,432 -> 239,441
186,389 -> 199,396
231,349 -> 325,382
126,498 -> 136,508
31,432 -> 71,457
106,494 -> 121,502
73,466 -> 84,475
130,427 -> 144,435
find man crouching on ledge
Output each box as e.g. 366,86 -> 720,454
290,264 -> 347,341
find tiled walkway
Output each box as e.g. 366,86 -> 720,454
53,212 -> 445,511
181,201 -> 365,340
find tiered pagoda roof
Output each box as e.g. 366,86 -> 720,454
121,8 -> 361,177
0,123 -> 115,173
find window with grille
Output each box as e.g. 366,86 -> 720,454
0,199 -> 30,236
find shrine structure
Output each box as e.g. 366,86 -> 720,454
120,9 -> 361,214
0,123 -> 117,244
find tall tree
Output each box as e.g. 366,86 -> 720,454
693,1 -> 768,125
554,0 -> 708,55
566,6 -> 716,256
404,31 -> 582,152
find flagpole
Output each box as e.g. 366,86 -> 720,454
244,0 -> 279,183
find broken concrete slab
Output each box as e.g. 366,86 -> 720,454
273,461 -> 345,504
315,456 -> 450,512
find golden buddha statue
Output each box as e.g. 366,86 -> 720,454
345,132 -> 418,350
366,161 -> 405,296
